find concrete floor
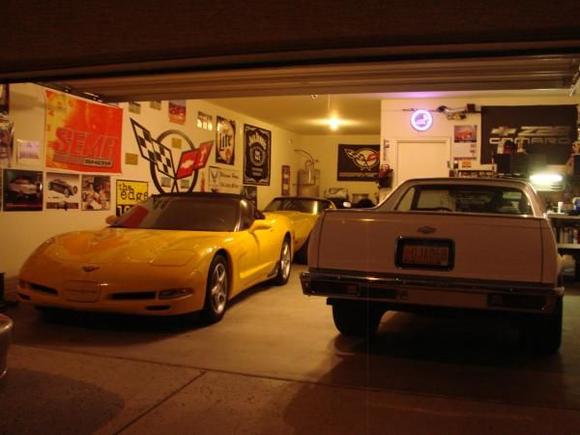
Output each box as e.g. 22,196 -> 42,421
1,264 -> 580,434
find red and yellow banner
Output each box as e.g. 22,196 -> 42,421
45,90 -> 123,173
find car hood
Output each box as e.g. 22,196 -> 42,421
40,228 -> 225,266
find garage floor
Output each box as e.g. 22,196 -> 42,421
1,265 -> 580,434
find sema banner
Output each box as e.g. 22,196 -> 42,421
45,90 -> 123,172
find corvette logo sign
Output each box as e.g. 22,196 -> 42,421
337,144 -> 380,181
130,119 -> 212,193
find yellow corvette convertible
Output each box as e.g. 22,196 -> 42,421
18,193 -> 294,323
263,197 -> 335,263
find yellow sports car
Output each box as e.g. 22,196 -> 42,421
263,197 -> 335,263
18,193 -> 294,323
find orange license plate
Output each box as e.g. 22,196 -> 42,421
396,238 -> 454,270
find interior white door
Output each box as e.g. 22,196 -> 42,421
396,140 -> 450,185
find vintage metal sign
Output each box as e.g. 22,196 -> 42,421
243,124 -> 271,186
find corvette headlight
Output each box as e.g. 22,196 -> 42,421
158,288 -> 193,299
151,250 -> 198,267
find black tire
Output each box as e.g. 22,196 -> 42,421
524,298 -> 563,355
332,300 -> 384,337
201,255 -> 229,324
272,237 -> 292,285
295,237 -> 309,264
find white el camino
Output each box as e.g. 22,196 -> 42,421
301,177 -> 563,354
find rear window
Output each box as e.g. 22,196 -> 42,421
394,185 -> 532,215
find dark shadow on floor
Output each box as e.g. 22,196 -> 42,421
0,368 -> 124,434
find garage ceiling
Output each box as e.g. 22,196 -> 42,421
42,54 -> 580,135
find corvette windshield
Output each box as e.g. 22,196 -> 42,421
265,198 -> 331,214
113,196 -> 239,231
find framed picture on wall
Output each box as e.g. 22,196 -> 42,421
281,165 -> 290,196
45,172 -> 81,210
3,169 -> 43,211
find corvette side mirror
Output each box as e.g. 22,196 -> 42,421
250,221 -> 271,232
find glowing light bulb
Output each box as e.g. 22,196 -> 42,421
329,118 -> 340,131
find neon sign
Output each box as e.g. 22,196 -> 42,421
411,109 -> 433,131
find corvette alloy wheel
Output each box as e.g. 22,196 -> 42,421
202,255 -> 229,323
210,262 -> 228,315
273,238 -> 292,285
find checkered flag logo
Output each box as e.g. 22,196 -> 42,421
130,119 -> 175,177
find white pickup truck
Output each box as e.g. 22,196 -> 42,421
301,178 -> 564,354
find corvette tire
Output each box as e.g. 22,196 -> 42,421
201,255 -> 229,324
272,237 -> 292,286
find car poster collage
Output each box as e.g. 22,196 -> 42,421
1,86 -> 275,214
1,89 -> 123,213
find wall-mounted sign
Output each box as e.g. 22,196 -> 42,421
216,116 -> 236,165
243,124 -> 271,186
208,166 -> 241,193
45,90 -> 123,173
481,105 -> 578,164
411,109 -> 433,132
130,119 -> 212,193
337,144 -> 379,181
116,179 -> 149,216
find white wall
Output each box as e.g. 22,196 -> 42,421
299,134 -> 380,202
381,94 -> 580,189
0,84 -> 299,296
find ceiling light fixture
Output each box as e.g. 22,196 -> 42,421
329,117 -> 340,131
327,95 -> 341,131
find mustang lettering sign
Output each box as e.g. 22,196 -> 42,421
45,90 -> 123,173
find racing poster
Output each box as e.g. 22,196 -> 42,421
45,172 -> 80,210
337,144 -> 379,181
216,116 -> 236,165
243,124 -> 271,185
3,169 -> 43,211
45,90 -> 123,173
116,179 -> 149,216
481,105 -> 578,164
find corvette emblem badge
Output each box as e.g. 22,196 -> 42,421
82,265 -> 100,272
417,226 -> 436,234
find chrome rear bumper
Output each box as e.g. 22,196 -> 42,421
301,269 -> 563,314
